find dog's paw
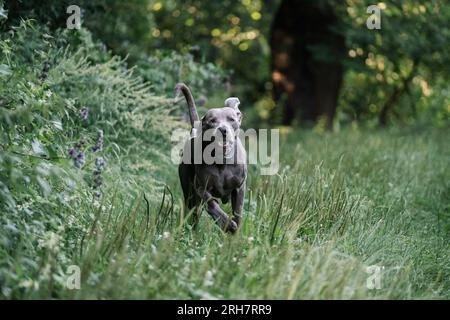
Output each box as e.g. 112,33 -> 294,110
224,220 -> 238,234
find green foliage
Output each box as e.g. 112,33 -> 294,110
0,20 -> 224,297
2,0 -> 275,108
147,0 -> 450,127
338,0 -> 450,126
149,0 -> 277,100
2,0 -> 449,127
2,0 -> 156,61
137,51 -> 228,99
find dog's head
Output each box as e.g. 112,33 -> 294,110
201,97 -> 242,158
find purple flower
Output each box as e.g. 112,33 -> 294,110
68,143 -> 85,168
74,151 -> 85,168
95,157 -> 106,170
79,107 -> 89,121
91,130 -> 103,152
92,156 -> 106,195
93,174 -> 102,186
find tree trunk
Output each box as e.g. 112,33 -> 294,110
270,0 -> 345,129
379,64 -> 416,126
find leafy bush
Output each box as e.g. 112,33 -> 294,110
137,51 -> 228,99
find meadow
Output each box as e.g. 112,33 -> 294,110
1,21 -> 449,300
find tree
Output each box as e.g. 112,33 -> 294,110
340,0 -> 450,127
270,0 -> 345,128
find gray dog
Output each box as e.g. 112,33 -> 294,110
175,82 -> 246,233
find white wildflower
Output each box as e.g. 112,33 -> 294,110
19,279 -> 39,290
203,270 -> 215,287
19,279 -> 33,289
38,231 -> 60,252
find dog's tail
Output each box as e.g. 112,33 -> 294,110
175,82 -> 199,127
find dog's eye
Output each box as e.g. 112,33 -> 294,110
227,117 -> 235,122
210,118 -> 217,123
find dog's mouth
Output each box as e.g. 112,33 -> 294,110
216,137 -> 235,157
217,140 -> 232,148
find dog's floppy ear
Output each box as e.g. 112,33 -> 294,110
224,97 -> 242,122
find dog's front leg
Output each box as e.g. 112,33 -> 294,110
196,187 -> 237,233
231,184 -> 245,228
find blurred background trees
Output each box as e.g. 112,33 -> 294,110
2,0 -> 449,129
271,0 -> 345,129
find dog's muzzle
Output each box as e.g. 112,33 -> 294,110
215,128 -> 236,159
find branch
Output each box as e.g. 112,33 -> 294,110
379,60 -> 417,126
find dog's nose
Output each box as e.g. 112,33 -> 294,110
218,127 -> 227,136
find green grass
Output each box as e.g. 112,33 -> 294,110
13,127 -> 449,299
